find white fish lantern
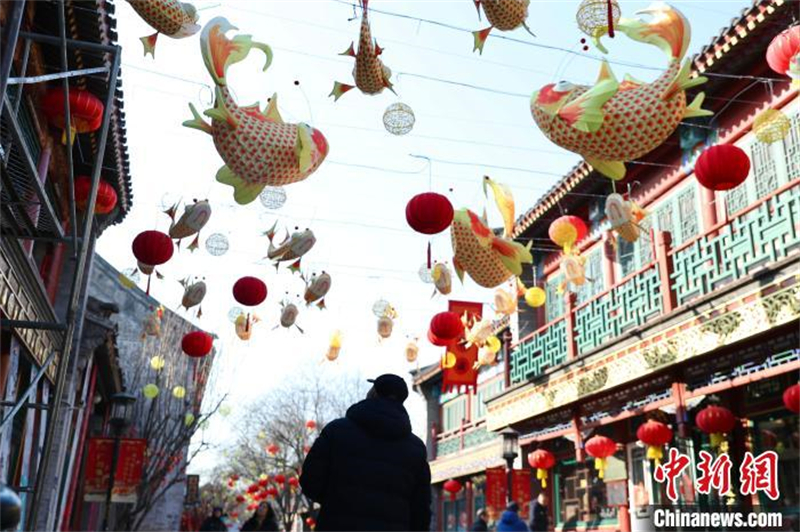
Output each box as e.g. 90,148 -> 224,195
180,278 -> 207,316
280,302 -> 301,330
432,263 -> 452,296
377,316 -> 394,339
605,193 -> 642,243
464,317 -> 494,350
560,253 -> 587,291
383,103 -> 415,136
405,341 -> 419,363
167,199 -> 212,250
494,288 -> 517,316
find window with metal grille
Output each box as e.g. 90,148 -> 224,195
783,111 -> 800,180
677,185 -> 699,244
617,236 -> 636,278
546,274 -> 564,322
442,397 -> 467,432
751,139 -> 779,198
472,379 -> 503,421
637,218 -> 654,266
576,248 -> 603,304
725,179 -> 750,215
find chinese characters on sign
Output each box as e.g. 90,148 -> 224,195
84,437 -> 147,503
654,448 -> 779,501
511,469 -> 532,516
485,467 -> 506,519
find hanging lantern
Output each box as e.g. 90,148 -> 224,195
377,316 -> 394,339
753,109 -> 791,144
429,311 -> 464,345
636,420 -> 673,465
306,517 -> 317,530
306,420 -> 317,432
585,435 -> 617,479
132,230 -> 174,269
233,277 -> 268,307
247,484 -> 259,494
418,263 -> 435,284
560,252 -> 587,292
326,330 -> 342,361
150,355 -> 166,371
405,341 -> 419,363
143,383 -> 159,399
372,299 -> 392,317
259,186 -> 288,210
267,444 -> 280,456
182,331 -> 213,358
184,412 -> 195,427
525,286 -> 546,308
273,474 -> 286,485
219,404 -> 232,417
228,306 -> 244,323
549,215 -> 588,250
527,449 -> 555,488
40,87 -> 104,144
443,479 -> 462,502
172,386 -> 186,399
236,494 -> 246,503
783,383 -> 800,414
266,487 -> 279,498
258,478 -> 269,488
694,145 -> 751,191
383,102 -> 415,135
205,233 -> 230,256
288,477 -> 299,489
696,405 -> 736,448
576,0 -> 621,40
74,176 -> 118,214
766,26 -> 800,88
406,193 -> 454,235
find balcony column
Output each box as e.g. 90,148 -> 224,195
565,293 -> 578,361
601,231 -> 616,288
654,231 -> 676,314
670,380 -> 689,439
571,413 -> 585,463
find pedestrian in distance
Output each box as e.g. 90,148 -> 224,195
529,493 -> 549,532
300,373 -> 432,531
240,501 -> 279,531
496,502 -> 529,532
199,506 -> 227,532
471,508 -> 489,531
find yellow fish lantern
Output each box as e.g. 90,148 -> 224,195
166,200 -> 211,251
431,262 -> 452,297
558,252 -> 588,294
530,3 -> 711,181
126,0 -> 200,57
451,209 -> 533,289
266,224 -> 316,273
183,18 -> 329,205
472,0 -> 535,54
326,330 -> 342,361
179,278 -> 206,317
494,288 -> 517,316
235,313 -> 260,341
605,193 -> 647,244
405,340 -> 419,363
303,271 -> 331,309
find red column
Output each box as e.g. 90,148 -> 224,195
700,185 -> 718,232
654,231 -> 676,314
564,293 -> 577,361
571,414 -> 585,463
602,231 -> 616,288
671,380 -> 689,439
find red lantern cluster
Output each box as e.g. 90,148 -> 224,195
766,26 -> 800,84
784,383 -> 800,414
637,420 -> 673,464
406,192 -> 454,235
258,478 -> 269,488
41,87 -> 104,143
306,517 -> 316,529
584,435 -> 617,479
694,145 -> 751,191
233,276 -> 268,306
74,176 -> 118,214
528,449 -> 555,488
428,312 -> 464,346
236,495 -> 245,503
246,484 -> 259,494
182,331 -> 213,358
442,479 -> 462,502
132,230 -> 174,267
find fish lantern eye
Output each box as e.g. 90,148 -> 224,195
554,81 -> 574,93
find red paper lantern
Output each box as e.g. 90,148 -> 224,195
247,503 -> 257,511
233,276 -> 268,307
274,474 -> 286,485
442,479 -> 462,502
585,435 -> 617,479
74,176 -> 118,214
766,26 -> 800,83
236,495 -> 245,503
231,512 -> 238,519
429,312 -> 464,344
231,474 -> 240,481
288,477 -> 299,488
694,145 -> 750,191
132,230 -> 174,267
258,478 -> 269,487
266,487 -> 279,497
527,449 -> 555,488
266,443 -> 279,456
40,87 -> 104,143
246,484 -> 259,494
182,331 -> 213,358
696,405 -> 736,448
306,517 -> 316,528
637,420 -> 673,464
783,383 -> 800,414
305,420 -> 317,431
406,192 -> 454,235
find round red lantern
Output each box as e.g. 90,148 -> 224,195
246,484 -> 259,494
783,383 -> 800,414
236,495 -> 245,503
442,479 -> 462,502
584,435 -> 617,479
41,87 -> 104,144
527,449 -> 555,488
266,443 -> 279,456
696,405 -> 736,448
306,420 -> 317,431
132,230 -> 174,267
288,477 -> 299,488
182,331 -> 213,358
429,312 -> 464,345
74,176 -> 118,214
406,192 -> 454,235
766,26 -> 800,86
258,478 -> 269,488
233,276 -> 267,307
636,420 -> 673,464
306,517 -> 316,529
231,512 -> 238,519
694,145 -> 751,191
273,474 -> 286,485
266,487 -> 279,498
549,215 -> 588,250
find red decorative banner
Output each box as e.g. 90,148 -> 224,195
84,437 -> 147,503
512,469 -> 532,516
485,466 -> 507,520
442,300 -> 482,393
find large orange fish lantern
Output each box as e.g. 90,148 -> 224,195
472,0 -> 535,54
331,0 -> 394,101
184,18 -> 329,205
41,87 -> 104,145
126,0 -> 200,57
605,193 -> 646,244
166,200 -> 211,251
531,3 -> 711,181
766,26 -> 800,89
132,230 -> 174,294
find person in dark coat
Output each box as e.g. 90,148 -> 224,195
300,374 -> 432,531
240,502 -> 279,531
199,507 -> 227,532
529,493 -> 549,532
496,502 -> 529,532
470,508 -> 489,531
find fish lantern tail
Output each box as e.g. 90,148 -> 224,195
594,457 -> 606,479
491,237 -> 533,277
329,82 -> 354,102
141,33 -> 158,57
199,17 -> 274,88
472,27 -> 492,55
537,468 -> 548,488
613,4 -> 690,61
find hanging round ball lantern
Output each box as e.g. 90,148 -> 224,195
233,277 -> 268,307
74,176 -> 118,214
182,331 -> 213,358
406,192 -> 454,235
696,405 -> 736,448
694,145 -> 751,191
205,233 -> 230,256
766,26 -> 800,85
219,404 -> 232,417
40,87 -> 104,144
143,383 -> 159,399
267,444 -> 280,456
443,479 -> 462,501
753,109 -> 791,144
372,299 -> 392,318
636,420 -> 673,465
259,186 -> 287,210
585,435 -> 617,479
172,386 -> 186,399
383,102 -> 415,135
184,412 -> 196,427
549,215 -> 588,249
236,494 -> 246,504
783,383 -> 800,414
150,355 -> 166,371
273,474 -> 286,485
429,311 -> 465,345
418,263 -> 435,284
132,230 -> 174,268
528,449 -> 556,488
525,286 -> 546,308
576,0 -> 621,39
306,517 -> 316,530
305,420 -> 317,432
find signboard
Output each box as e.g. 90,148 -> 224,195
512,469 -> 532,517
442,301 -> 483,393
485,466 -> 507,519
84,437 -> 147,503
185,474 -> 200,505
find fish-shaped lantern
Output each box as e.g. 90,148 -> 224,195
303,271 -> 331,308
530,3 -> 711,181
474,335 -> 502,369
235,313 -> 260,341
463,316 -> 494,350
330,0 -> 394,101
278,300 -> 303,333
166,200 -> 211,250
127,0 -> 200,57
377,316 -> 394,339
473,0 -> 535,54
431,262 -> 452,297
179,277 -> 206,317
494,288 -> 517,316
405,340 -> 419,363
184,18 -> 329,205
325,330 -> 343,361
558,251 -> 588,294
266,224 -> 316,272
605,193 -> 647,245
141,306 -> 164,340
451,209 -> 533,289
483,176 -> 515,237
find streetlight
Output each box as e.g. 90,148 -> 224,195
101,392 -> 136,532
501,427 -> 519,505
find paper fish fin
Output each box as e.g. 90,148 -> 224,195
316,299 -> 326,310
483,175 -> 515,237
141,33 -> 158,57
204,88 -> 239,128
521,21 -> 536,37
683,92 -> 713,119
339,42 -> 356,57
492,237 -> 533,276
289,259 -> 302,273
296,124 -> 317,174
216,165 -> 266,205
164,203 -> 178,221
199,17 -> 273,87
472,27 -> 492,54
557,61 -> 618,133
611,4 -> 690,61
374,41 -> 383,56
473,0 -> 481,19
197,306 -> 203,318
585,157 -> 626,181
183,103 -> 213,134
179,277 -> 188,288
155,270 -> 165,280
662,59 -> 708,101
385,78 -> 397,96
265,220 -> 278,242
329,82 -> 354,102
296,324 -> 305,334
264,93 -> 284,123
188,235 -> 200,252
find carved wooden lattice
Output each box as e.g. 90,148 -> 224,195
509,318 -> 568,384
783,112 -> 800,180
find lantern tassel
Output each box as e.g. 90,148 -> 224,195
146,274 -> 152,295
646,445 -> 663,463
537,468 -> 548,488
595,457 -> 606,479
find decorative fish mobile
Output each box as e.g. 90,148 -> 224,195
463,316 -> 494,350
405,340 -> 419,363
605,193 -> 648,246
473,0 -> 534,54
331,0 -> 394,101
277,300 -> 303,333
265,224 -> 316,273
303,271 -> 331,308
179,277 -> 206,317
530,3 -> 711,181
126,0 -> 200,57
325,330 -> 343,362
184,18 -> 329,205
451,209 -> 533,289
431,262 -> 452,297
166,199 -> 211,251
